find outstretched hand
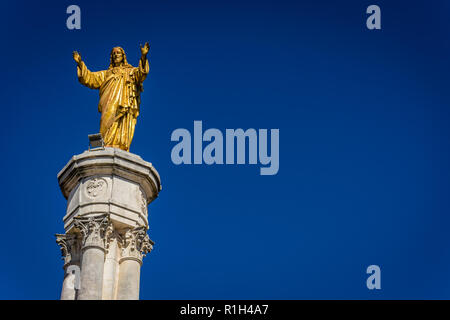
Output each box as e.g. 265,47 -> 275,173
140,42 -> 150,56
73,51 -> 82,64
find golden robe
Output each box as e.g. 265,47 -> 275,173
77,59 -> 149,151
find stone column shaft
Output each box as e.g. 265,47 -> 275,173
74,215 -> 109,300
117,259 -> 141,300
78,247 -> 105,300
56,234 -> 81,300
57,148 -> 162,300
116,227 -> 153,300
61,263 -> 80,300
102,236 -> 120,300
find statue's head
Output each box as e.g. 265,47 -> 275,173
109,47 -> 132,68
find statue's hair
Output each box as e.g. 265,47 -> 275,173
109,47 -> 133,69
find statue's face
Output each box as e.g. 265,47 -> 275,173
111,48 -> 124,66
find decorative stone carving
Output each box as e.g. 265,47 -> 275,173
57,148 -> 162,300
74,215 -> 110,250
85,178 -> 107,198
55,233 -> 81,266
104,222 -> 121,253
58,148 -> 161,233
121,227 -> 154,263
139,189 -> 147,216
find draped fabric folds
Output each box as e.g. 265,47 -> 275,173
77,58 -> 149,151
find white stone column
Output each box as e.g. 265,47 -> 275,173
56,148 -> 162,300
102,225 -> 120,300
116,227 -> 153,300
56,234 -> 81,300
117,259 -> 141,300
74,215 -> 109,300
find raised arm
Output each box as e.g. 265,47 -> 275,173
73,51 -> 105,89
136,43 -> 150,83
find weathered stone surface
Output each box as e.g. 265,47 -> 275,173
56,148 -> 161,300
58,147 -> 161,232
75,215 -> 109,300
102,228 -> 120,300
56,234 -> 81,300
116,259 -> 141,300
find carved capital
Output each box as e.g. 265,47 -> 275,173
55,233 -> 81,266
74,214 -> 110,251
104,222 -> 121,253
120,227 -> 154,263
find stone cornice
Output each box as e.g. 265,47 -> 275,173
57,148 -> 161,203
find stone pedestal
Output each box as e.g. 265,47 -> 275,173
55,148 -> 161,300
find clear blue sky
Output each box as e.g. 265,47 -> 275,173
1,0 -> 450,299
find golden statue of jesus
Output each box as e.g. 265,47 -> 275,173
73,43 -> 150,151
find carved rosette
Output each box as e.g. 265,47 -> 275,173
74,214 -> 110,251
85,178 -> 107,198
120,227 -> 154,264
55,233 -> 81,266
